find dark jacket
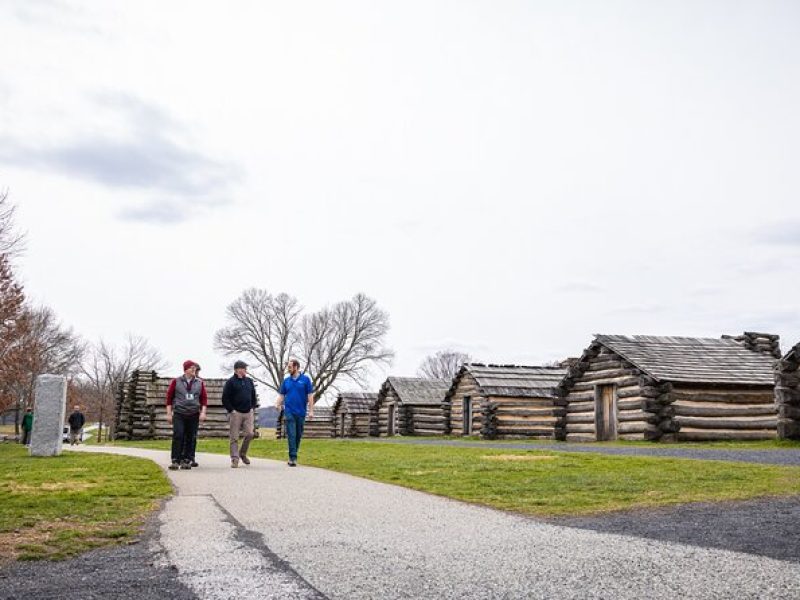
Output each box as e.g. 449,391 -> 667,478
68,411 -> 85,430
222,375 -> 257,414
22,412 -> 33,431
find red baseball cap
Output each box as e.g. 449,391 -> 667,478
183,360 -> 197,372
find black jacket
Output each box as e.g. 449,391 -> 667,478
68,411 -> 85,430
222,375 -> 257,414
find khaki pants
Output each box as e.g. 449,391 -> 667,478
229,410 -> 254,459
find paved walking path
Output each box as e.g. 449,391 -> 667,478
356,437 -> 800,466
73,446 -> 800,599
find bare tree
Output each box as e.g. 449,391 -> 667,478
301,293 -> 395,397
5,306 -> 85,434
215,290 -> 393,398
0,254 -> 27,415
0,189 -> 25,258
214,290 -> 302,390
81,334 -> 166,442
417,349 -> 472,381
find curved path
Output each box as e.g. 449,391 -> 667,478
74,446 -> 799,600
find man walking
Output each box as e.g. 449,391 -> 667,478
276,358 -> 314,467
166,360 -> 207,470
222,360 -> 257,468
21,408 -> 33,446
67,405 -> 85,445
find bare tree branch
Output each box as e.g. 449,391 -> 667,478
417,349 -> 472,380
215,290 -> 394,399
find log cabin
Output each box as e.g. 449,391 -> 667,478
557,332 -> 780,442
775,341 -> 800,440
332,392 -> 378,438
276,405 -> 335,439
371,377 -> 451,436
445,364 -> 567,439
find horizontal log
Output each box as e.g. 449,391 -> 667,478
674,416 -> 778,430
566,423 -> 595,434
676,428 -> 777,441
565,433 -> 595,442
673,401 -> 777,418
617,421 -> 648,434
671,389 -> 774,403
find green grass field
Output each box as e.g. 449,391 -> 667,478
0,444 -> 171,562
116,438 -> 800,516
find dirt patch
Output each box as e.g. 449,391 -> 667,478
3,481 -> 97,493
481,454 -> 558,462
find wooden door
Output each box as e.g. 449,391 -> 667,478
463,397 -> 472,435
387,403 -> 396,436
595,385 -> 617,441
339,413 -> 346,437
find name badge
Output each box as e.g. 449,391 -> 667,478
186,393 -> 195,400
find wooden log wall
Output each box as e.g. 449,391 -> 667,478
333,412 -> 372,438
481,396 -> 559,440
276,410 -> 335,439
372,388 -> 400,437
671,385 -> 777,441
446,372 -> 484,436
558,344 -> 654,442
775,347 -> 800,440
404,404 -> 447,436
113,371 -> 259,440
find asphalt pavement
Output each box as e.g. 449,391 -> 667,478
45,445 -> 800,600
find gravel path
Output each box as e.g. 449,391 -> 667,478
0,505 -> 195,600
54,446 -> 800,599
358,437 -> 800,466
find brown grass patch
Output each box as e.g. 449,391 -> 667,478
481,454 -> 558,462
3,481 -> 97,493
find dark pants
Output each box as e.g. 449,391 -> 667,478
21,430 -> 31,445
171,413 -> 199,463
285,412 -> 305,461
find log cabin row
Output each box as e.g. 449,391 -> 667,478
775,341 -> 800,440
114,370 -> 258,440
371,377 -> 451,436
444,364 -> 567,439
332,392 -> 378,438
558,332 -> 780,442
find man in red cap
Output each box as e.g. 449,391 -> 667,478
166,360 -> 208,470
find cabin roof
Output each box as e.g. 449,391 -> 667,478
595,334 -> 776,385
332,392 -> 379,415
381,376 -> 451,405
447,363 -> 567,399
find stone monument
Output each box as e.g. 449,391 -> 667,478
30,374 -> 67,457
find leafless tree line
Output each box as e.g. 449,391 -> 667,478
0,191 -> 163,438
214,289 -> 394,398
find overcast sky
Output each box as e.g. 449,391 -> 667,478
1,1 -> 799,395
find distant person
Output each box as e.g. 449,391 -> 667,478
275,358 -> 314,467
222,360 -> 257,468
67,405 -> 85,445
21,408 -> 33,445
166,360 -> 207,470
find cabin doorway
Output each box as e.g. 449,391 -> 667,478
463,396 -> 472,435
595,384 -> 618,441
387,403 -> 396,436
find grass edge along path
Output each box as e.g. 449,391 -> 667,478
116,439 -> 800,517
0,444 -> 172,563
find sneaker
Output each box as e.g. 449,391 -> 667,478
240,455 -> 250,465
168,462 -> 180,470
288,459 -> 297,467
231,458 -> 239,469
180,460 -> 192,470
190,461 -> 199,468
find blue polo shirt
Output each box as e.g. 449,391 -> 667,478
280,373 -> 314,416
